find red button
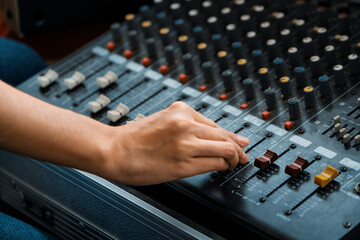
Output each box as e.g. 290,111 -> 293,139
284,121 -> 293,129
106,41 -> 115,51
261,111 -> 270,119
124,49 -> 133,59
178,73 -> 188,83
199,85 -> 207,91
141,57 -> 151,67
160,65 -> 169,75
240,103 -> 248,109
219,93 -> 228,100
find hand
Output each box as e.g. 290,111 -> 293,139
105,101 -> 250,186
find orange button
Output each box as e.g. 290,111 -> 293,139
262,111 -> 270,119
240,103 -> 248,109
124,49 -> 133,59
160,65 -> 169,75
141,57 -> 151,67
178,73 -> 188,83
199,85 -> 207,91
219,93 -> 228,100
106,41 -> 116,51
284,121 -> 293,129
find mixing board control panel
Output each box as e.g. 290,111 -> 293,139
18,0 -> 360,239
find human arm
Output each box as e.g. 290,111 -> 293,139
0,80 -> 249,185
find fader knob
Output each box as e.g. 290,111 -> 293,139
264,88 -> 277,110
288,97 -> 301,119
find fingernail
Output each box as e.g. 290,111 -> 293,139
241,153 -> 249,163
237,135 -> 250,146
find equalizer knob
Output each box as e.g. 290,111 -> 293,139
304,86 -> 316,109
110,23 -> 122,42
333,65 -> 346,87
202,61 -> 214,83
319,75 -> 331,97
288,97 -> 301,119
221,70 -> 235,92
243,78 -> 255,100
280,76 -> 292,99
258,68 -> 271,89
264,88 -> 277,110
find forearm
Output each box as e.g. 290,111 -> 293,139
0,80 -> 113,177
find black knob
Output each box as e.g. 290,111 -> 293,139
110,23 -> 122,42
333,64 -> 346,87
319,75 -> 331,98
295,66 -> 306,89
202,61 -> 215,83
304,86 -> 316,109
280,76 -> 292,99
258,68 -> 271,90
183,53 -> 194,74
243,78 -> 255,100
273,57 -> 286,78
164,45 -> 176,65
222,70 -> 235,92
264,88 -> 277,110
288,97 -> 301,119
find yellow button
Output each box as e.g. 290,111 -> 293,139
237,59 -> 247,65
314,165 -> 339,188
197,43 -> 207,50
141,21 -> 152,28
178,35 -> 188,42
280,76 -> 289,83
125,13 -> 135,21
217,51 -> 227,58
259,67 -> 268,74
304,86 -> 314,92
159,28 -> 170,35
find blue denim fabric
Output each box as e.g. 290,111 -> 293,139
0,37 -> 46,86
0,38 -> 56,239
0,211 -> 57,240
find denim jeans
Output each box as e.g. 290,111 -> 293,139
0,37 -> 46,86
0,37 -> 57,239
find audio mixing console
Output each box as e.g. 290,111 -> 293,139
6,0 -> 360,239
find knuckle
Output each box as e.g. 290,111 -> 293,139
216,158 -> 229,171
223,142 -> 236,158
169,101 -> 190,110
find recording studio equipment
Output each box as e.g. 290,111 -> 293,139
1,0 -> 360,239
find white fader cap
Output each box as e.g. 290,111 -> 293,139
64,71 -> 86,90
37,69 -> 59,88
88,94 -> 111,113
107,103 -> 130,122
96,70 -> 118,88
